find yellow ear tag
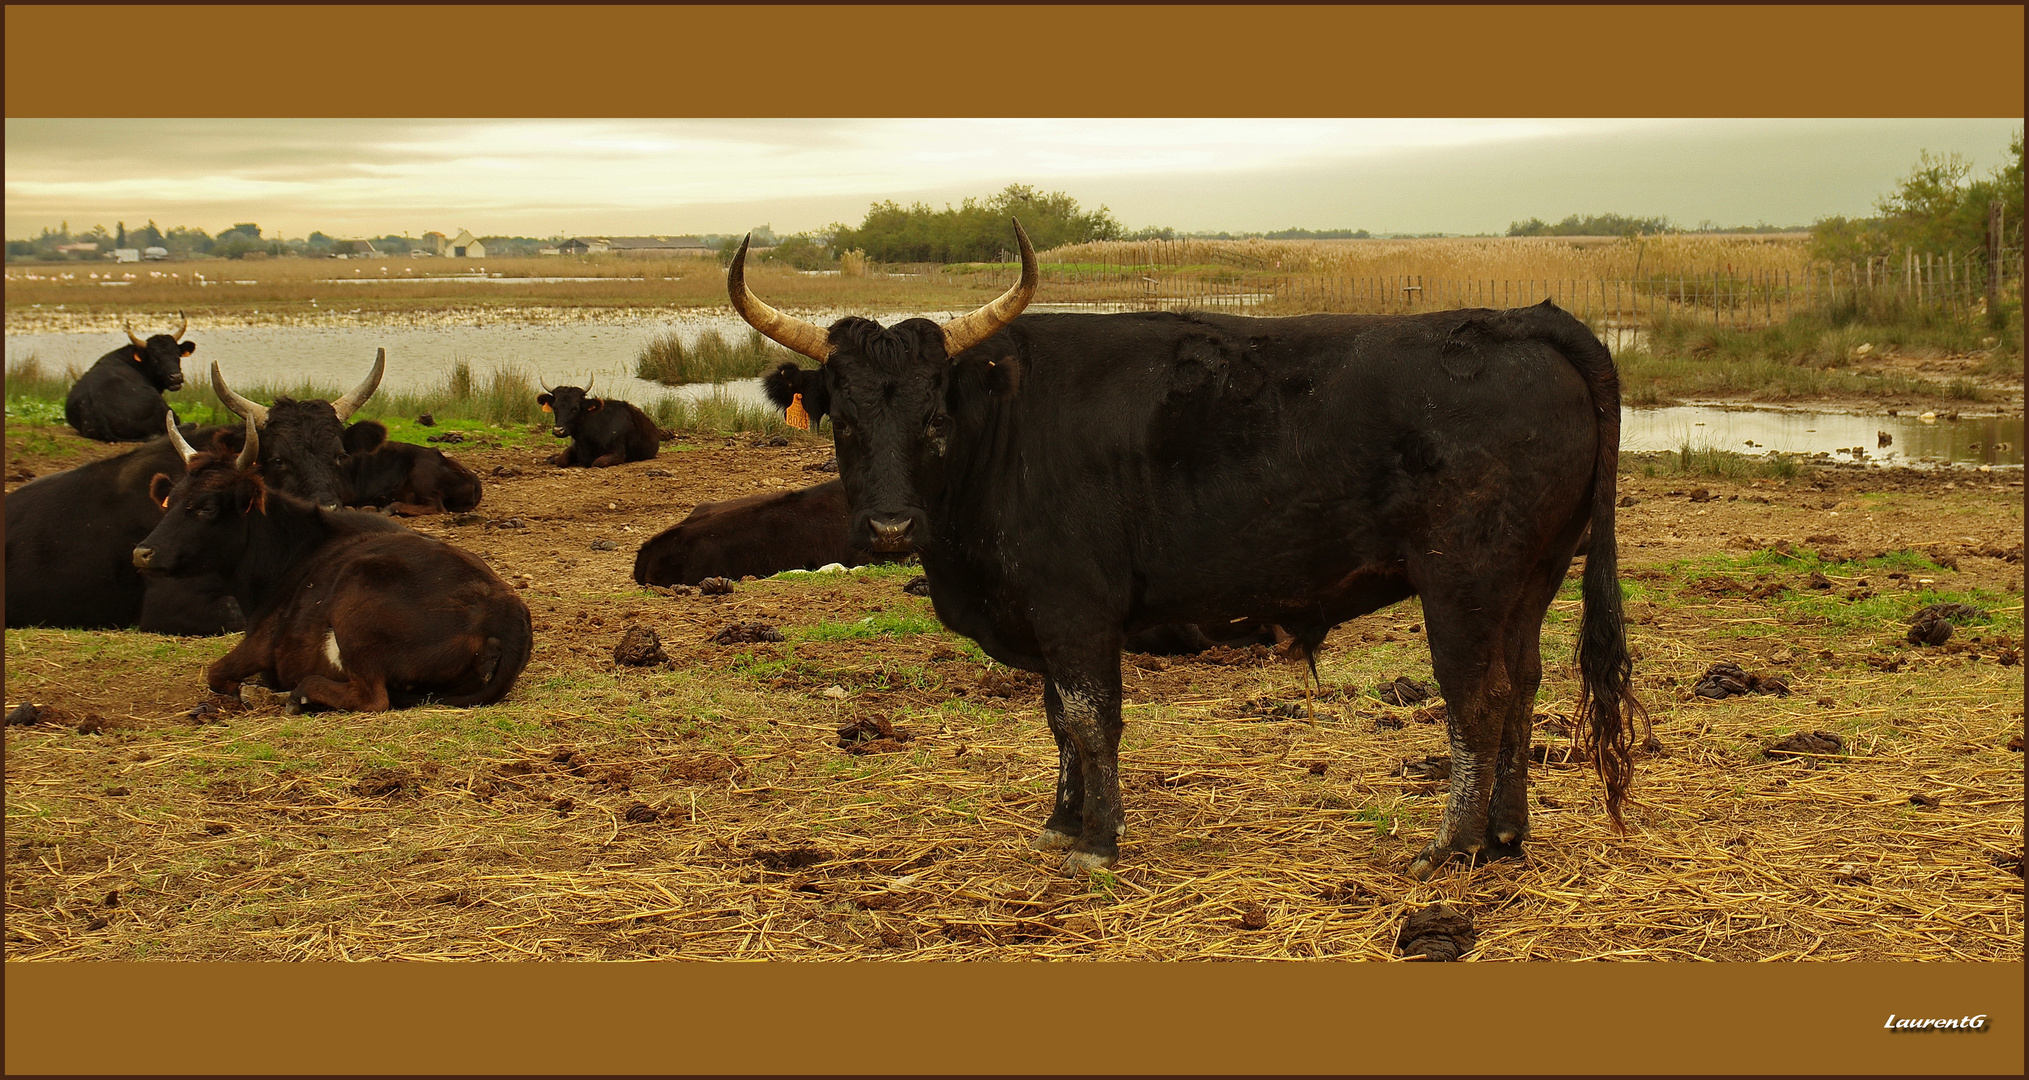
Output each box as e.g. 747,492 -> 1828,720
541,403 -> 552,412
785,393 -> 810,431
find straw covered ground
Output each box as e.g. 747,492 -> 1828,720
3,425 -> 2023,962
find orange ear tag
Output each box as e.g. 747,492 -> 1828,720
785,393 -> 811,431
541,403 -> 552,412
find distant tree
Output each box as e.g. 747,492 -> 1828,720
1810,129 -> 2024,264
758,232 -> 835,270
116,222 -> 126,249
1509,213 -> 1672,237
163,226 -> 213,255
138,220 -> 163,248
830,184 -> 1125,263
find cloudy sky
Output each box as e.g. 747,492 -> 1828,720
5,117 -> 2020,241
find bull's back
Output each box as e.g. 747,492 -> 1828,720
4,444 -> 183,627
1003,308 -> 1603,617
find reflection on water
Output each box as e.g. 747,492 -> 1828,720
1623,405 -> 2022,467
5,322 -> 2017,467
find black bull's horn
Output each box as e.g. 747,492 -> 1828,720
212,348 -> 384,427
728,218 -> 1038,363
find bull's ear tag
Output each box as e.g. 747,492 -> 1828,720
786,393 -> 811,431
541,403 -> 552,413
149,473 -> 174,508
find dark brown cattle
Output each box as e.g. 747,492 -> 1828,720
341,421 -> 483,516
633,480 -> 885,586
537,377 -> 660,468
132,417 -> 531,712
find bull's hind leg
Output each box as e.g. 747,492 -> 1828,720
1406,583 -> 1527,880
1482,570 -> 1566,861
1030,679 -> 1086,851
288,667 -> 392,713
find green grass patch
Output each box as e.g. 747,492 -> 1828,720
794,610 -> 945,642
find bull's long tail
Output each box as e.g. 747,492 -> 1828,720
1506,302 -> 1642,830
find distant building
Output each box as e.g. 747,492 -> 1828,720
557,235 -> 714,258
332,239 -> 381,258
420,231 -> 448,255
143,247 -> 169,261
113,249 -> 141,263
445,230 -> 485,258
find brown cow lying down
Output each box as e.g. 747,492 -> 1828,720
132,416 -> 532,712
341,421 -> 483,516
634,479 -> 895,586
634,479 -> 1280,656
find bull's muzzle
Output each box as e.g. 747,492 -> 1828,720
552,427 -> 570,438
867,515 -> 915,552
131,545 -> 156,571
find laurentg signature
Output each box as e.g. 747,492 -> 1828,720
1885,1014 -> 1990,1032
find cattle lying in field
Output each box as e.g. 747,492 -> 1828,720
65,312 -> 195,442
731,220 -> 1639,879
341,421 -> 483,515
537,377 -> 660,467
5,350 -> 387,635
634,479 -> 888,586
132,416 -> 532,711
632,478 -> 1276,655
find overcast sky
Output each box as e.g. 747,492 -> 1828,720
5,118 -> 2021,241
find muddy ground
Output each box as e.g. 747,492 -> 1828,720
4,422 -> 2023,960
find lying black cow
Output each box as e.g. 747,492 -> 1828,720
5,351 -> 386,634
631,478 -> 1276,654
65,312 -> 195,442
133,416 -> 532,711
537,376 -> 659,468
731,220 -> 1639,879
342,421 -> 483,516
634,479 -> 886,586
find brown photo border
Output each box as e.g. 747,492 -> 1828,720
4,4 -> 2024,1076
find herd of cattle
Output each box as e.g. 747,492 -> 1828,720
6,220 -> 1639,878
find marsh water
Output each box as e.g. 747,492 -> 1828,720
6,319 -> 2020,467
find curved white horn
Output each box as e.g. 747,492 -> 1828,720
330,348 -> 385,421
126,318 -> 147,350
235,413 -> 259,473
211,362 -> 271,428
165,412 -> 200,464
940,218 -> 1037,359
173,310 -> 189,341
583,372 -> 594,396
727,234 -> 832,362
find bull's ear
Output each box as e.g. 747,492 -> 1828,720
149,473 -> 175,509
179,341 -> 197,357
762,361 -> 828,421
584,398 -> 604,413
761,362 -> 805,409
538,393 -> 553,412
342,420 -> 388,455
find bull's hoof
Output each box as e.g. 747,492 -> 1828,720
1030,828 -> 1077,851
1471,840 -> 1527,867
1406,842 -> 1474,881
1060,849 -> 1117,876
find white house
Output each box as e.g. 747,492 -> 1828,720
446,230 -> 486,259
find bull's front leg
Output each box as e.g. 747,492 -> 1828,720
205,636 -> 273,695
1030,679 -> 1086,851
1042,660 -> 1126,876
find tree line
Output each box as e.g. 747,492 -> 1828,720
1809,129 -> 2023,265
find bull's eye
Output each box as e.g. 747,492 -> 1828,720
836,422 -> 855,439
925,413 -> 948,435
193,504 -> 217,519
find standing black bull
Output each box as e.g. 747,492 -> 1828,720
65,312 -> 195,442
732,221 -> 1639,879
536,376 -> 660,467
4,351 -> 386,633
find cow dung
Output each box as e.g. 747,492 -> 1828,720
5,703 -> 43,726
624,802 -> 660,824
837,716 -> 910,753
1399,755 -> 1451,782
903,575 -> 932,596
1397,904 -> 1477,961
1692,662 -> 1790,699
1766,731 -> 1845,763
711,622 -> 784,645
612,625 -> 668,667
352,768 -> 415,799
589,539 -> 620,552
697,577 -> 737,595
1375,677 -> 1433,706
1907,614 -> 1953,646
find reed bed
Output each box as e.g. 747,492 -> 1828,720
638,328 -> 794,386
